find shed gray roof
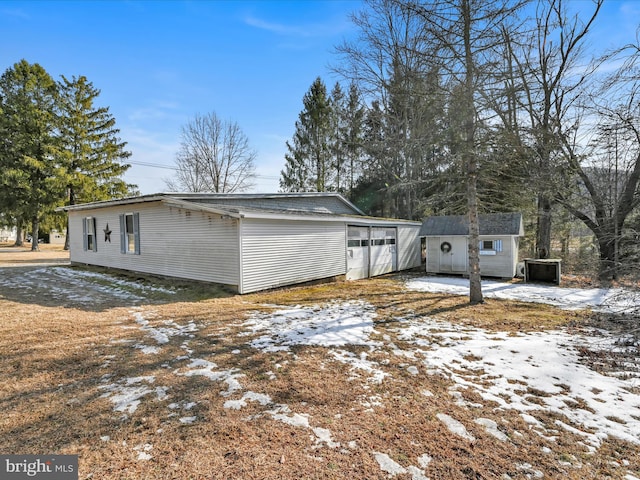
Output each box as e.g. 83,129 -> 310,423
420,213 -> 524,236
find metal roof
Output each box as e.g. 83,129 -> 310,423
58,192 -> 365,216
420,213 -> 524,236
58,193 -> 420,226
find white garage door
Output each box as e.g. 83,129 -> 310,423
346,226 -> 397,280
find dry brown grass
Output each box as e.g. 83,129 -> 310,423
0,249 -> 638,479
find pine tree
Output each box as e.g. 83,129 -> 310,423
280,77 -> 332,192
0,60 -> 60,251
57,75 -> 134,248
343,82 -> 365,194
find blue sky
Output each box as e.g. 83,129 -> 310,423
0,1 -> 638,195
0,1 -> 358,194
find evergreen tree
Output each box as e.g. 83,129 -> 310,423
343,82 -> 365,194
280,77 -> 332,192
0,60 -> 60,251
57,75 -> 134,249
329,82 -> 347,192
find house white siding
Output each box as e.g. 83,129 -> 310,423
397,225 -> 422,271
69,201 -> 240,287
240,218 -> 346,293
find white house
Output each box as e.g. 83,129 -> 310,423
49,229 -> 66,245
0,226 -> 16,243
420,213 -> 524,278
61,193 -> 422,293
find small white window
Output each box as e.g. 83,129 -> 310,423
83,217 -> 97,252
479,239 -> 503,255
119,212 -> 140,254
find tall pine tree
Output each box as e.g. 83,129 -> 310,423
57,75 -> 134,248
0,60 -> 60,251
280,77 -> 332,192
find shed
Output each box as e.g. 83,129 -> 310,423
61,193 -> 422,294
420,213 -> 524,278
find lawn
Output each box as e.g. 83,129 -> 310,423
0,244 -> 638,479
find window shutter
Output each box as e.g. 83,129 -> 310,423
479,240 -> 483,250
82,218 -> 88,251
133,212 -> 140,255
92,217 -> 98,252
119,214 -> 126,254
495,239 -> 503,252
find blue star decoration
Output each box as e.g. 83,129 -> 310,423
104,223 -> 112,242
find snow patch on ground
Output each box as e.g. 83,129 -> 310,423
244,300 -> 380,352
405,276 -> 632,312
397,317 -> 640,447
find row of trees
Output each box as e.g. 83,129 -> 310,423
281,0 -> 640,293
0,60 -> 135,250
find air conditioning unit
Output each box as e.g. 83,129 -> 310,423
515,261 -> 526,278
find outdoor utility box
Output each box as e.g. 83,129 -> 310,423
524,259 -> 561,285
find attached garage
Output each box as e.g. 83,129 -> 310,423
62,193 -> 422,293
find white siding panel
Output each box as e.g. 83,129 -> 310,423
426,237 -> 440,272
68,202 -> 239,287
397,225 -> 421,270
240,219 -> 345,293
478,235 -> 515,277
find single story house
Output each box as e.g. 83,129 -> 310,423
61,193 -> 422,294
420,213 -> 524,278
49,228 -> 66,245
0,226 -> 17,243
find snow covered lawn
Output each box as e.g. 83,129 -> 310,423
93,277 -> 639,479
1,260 -> 639,479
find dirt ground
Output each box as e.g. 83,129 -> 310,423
0,243 -> 638,480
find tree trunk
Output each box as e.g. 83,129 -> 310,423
64,185 -> 74,251
462,0 -> 483,305
30,217 -> 40,252
597,234 -> 616,281
536,195 -> 552,259
14,220 -> 24,247
64,216 -> 70,251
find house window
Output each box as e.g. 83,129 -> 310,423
83,217 -> 97,252
119,212 -> 140,254
479,239 -> 503,255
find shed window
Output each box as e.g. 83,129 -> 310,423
119,212 -> 140,254
479,239 -> 503,252
83,217 -> 97,252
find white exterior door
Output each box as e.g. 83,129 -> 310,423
438,237 -> 467,273
346,226 -> 369,280
451,237 -> 467,272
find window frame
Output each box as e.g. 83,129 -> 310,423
83,216 -> 97,252
479,238 -> 503,255
119,212 -> 140,255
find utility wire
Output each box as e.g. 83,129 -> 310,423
127,160 -> 280,179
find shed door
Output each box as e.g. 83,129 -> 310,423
439,237 -> 467,273
346,226 -> 369,280
370,227 -> 397,277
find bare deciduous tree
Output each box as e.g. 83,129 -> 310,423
165,112 -> 256,193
